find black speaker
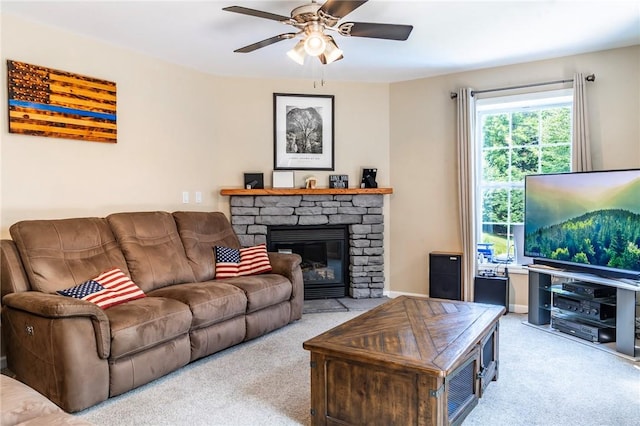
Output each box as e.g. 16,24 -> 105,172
429,252 -> 462,300
474,275 -> 509,313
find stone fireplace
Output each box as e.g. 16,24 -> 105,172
226,193 -> 387,299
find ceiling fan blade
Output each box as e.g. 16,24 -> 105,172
234,33 -> 297,53
339,22 -> 413,41
319,0 -> 368,18
222,6 -> 290,22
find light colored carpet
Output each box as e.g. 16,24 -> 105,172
303,296 -> 390,313
75,311 -> 640,426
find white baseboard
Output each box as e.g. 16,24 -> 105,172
510,304 -> 528,314
385,290 -> 426,299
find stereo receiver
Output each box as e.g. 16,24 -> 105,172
553,295 -> 616,320
561,281 -> 616,299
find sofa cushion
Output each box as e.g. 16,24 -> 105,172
220,273 -> 292,313
148,282 -> 247,329
107,212 -> 196,292
9,218 -> 129,294
172,211 -> 241,282
104,296 -> 192,360
57,268 -> 145,309
214,244 -> 272,279
0,375 -> 63,426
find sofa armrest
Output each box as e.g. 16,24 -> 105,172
268,251 -> 301,271
1,239 -> 30,300
2,292 -> 111,359
268,252 -> 304,320
2,292 -> 111,411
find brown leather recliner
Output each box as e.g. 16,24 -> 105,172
1,211 -> 303,412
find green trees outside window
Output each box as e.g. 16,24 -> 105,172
477,93 -> 572,262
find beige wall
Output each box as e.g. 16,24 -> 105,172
0,14 -> 390,248
389,45 -> 640,310
1,13 -> 639,312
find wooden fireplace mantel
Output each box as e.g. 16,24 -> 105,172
220,187 -> 393,196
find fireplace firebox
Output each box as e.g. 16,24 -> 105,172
267,225 -> 348,300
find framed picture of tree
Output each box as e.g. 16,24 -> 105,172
274,93 -> 334,170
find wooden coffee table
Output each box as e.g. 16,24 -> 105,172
303,295 -> 505,426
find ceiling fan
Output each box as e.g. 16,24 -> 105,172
222,0 -> 413,65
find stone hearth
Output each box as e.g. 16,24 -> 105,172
228,194 -> 385,298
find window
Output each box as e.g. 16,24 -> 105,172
475,90 -> 572,264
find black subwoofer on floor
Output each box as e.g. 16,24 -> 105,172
429,252 -> 462,300
474,275 -> 509,313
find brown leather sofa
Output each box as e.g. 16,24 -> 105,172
1,211 -> 303,413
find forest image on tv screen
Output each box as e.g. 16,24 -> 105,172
524,170 -> 640,273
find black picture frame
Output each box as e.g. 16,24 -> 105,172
361,168 -> 378,188
273,93 -> 335,170
243,173 -> 264,189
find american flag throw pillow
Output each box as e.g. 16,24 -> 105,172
57,268 -> 145,309
214,243 -> 272,279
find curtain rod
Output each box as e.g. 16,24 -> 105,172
449,74 -> 595,99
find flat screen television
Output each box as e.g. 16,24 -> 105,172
524,169 -> 640,280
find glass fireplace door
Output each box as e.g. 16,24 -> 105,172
268,226 -> 348,299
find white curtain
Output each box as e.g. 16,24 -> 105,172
572,73 -> 592,171
456,88 -> 476,301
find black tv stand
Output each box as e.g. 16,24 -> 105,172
527,265 -> 639,359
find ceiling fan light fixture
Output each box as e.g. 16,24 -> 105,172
287,40 -> 306,65
303,29 -> 326,57
322,37 -> 343,64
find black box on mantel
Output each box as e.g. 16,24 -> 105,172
243,173 -> 263,189
329,174 -> 348,188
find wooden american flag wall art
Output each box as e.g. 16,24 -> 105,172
7,60 -> 117,143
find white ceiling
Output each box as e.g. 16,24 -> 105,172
2,0 -> 639,83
